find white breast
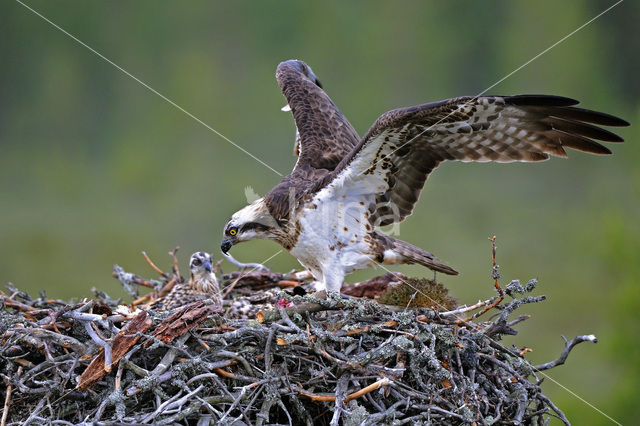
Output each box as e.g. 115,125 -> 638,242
290,184 -> 377,279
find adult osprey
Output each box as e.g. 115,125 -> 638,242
221,59 -> 628,293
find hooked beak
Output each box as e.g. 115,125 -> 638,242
221,239 -> 233,254
203,260 -> 213,273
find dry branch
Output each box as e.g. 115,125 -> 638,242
533,335 -> 598,372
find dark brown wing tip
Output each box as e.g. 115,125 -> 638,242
505,95 -> 630,127
547,107 -> 629,149
554,106 -> 630,128
564,136 -> 612,155
506,94 -> 580,107
547,117 -> 625,144
507,95 -> 629,151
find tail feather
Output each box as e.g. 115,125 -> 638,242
379,234 -> 458,276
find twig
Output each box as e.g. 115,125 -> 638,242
0,295 -> 37,312
142,251 -> 169,278
4,327 -> 86,354
257,299 -> 343,323
22,397 -> 46,425
298,377 -> 390,402
533,335 -> 598,371
278,280 -> 301,287
143,385 -> 204,424
538,393 -> 570,426
112,265 -> 158,292
330,372 -> 350,426
488,236 -> 504,296
169,246 -> 181,278
440,298 -> 491,317
125,333 -> 190,396
62,307 -> 117,331
466,236 -> 505,320
219,384 -> 251,423
1,368 -> 18,426
139,277 -> 177,308
222,275 -> 243,299
83,322 -> 113,372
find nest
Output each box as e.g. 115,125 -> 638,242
0,244 -> 596,425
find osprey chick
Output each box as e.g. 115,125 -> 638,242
222,60 -> 629,293
158,252 -> 222,310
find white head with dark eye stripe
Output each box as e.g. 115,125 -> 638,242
189,252 -> 218,292
221,198 -> 279,253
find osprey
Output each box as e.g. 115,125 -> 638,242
221,59 -> 628,293
156,252 -> 222,311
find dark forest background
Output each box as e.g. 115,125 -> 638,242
1,1 -> 638,423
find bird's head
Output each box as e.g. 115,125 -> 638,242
190,251 -> 213,274
293,59 -> 323,89
189,251 -> 218,292
221,198 -> 279,254
279,60 -> 323,112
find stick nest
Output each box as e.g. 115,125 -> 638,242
0,246 -> 595,425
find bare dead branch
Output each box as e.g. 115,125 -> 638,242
534,334 -> 598,372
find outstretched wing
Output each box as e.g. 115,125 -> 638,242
276,60 -> 360,171
325,95 -> 628,226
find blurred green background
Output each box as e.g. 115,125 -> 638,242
1,0 -> 638,423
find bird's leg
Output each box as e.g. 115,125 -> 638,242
304,271 -> 327,300
323,268 -> 349,297
222,252 -> 269,271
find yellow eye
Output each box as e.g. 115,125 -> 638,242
229,228 -> 237,236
